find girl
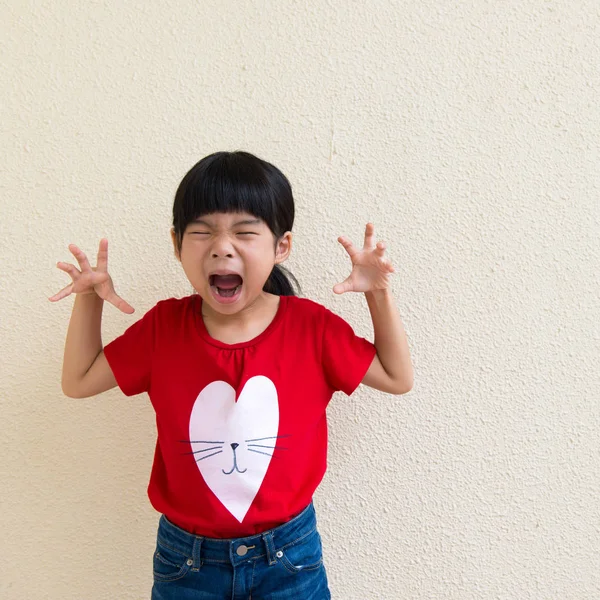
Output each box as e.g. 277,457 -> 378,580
49,150 -> 413,599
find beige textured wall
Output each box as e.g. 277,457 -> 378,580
2,1 -> 599,598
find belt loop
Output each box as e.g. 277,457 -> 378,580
191,536 -> 203,571
262,532 -> 277,566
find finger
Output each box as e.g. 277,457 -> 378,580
376,241 -> 386,256
337,236 -> 358,258
363,222 -> 375,248
380,259 -> 395,273
56,261 -> 81,279
48,282 -> 74,302
332,277 -> 353,295
106,292 -> 135,314
96,238 -> 108,272
68,244 -> 93,273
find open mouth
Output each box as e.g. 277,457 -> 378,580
209,273 -> 244,299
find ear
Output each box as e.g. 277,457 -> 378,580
170,227 -> 181,261
274,231 -> 292,264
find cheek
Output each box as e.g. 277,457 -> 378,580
179,252 -> 206,278
180,241 -> 205,260
245,247 -> 276,272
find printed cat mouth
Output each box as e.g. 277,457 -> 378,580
221,443 -> 245,474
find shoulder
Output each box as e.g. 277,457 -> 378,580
155,295 -> 195,308
284,295 -> 330,320
284,296 -> 351,334
144,295 -> 198,319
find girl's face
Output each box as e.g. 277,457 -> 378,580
171,211 -> 292,314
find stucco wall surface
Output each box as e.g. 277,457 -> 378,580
2,1 -> 599,598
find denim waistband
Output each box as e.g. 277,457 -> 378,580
157,503 -> 317,568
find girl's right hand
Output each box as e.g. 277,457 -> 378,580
48,239 -> 135,314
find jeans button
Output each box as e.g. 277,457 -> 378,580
276,550 -> 283,558
236,545 -> 248,556
186,559 -> 193,566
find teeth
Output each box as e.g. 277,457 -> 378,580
215,285 -> 241,296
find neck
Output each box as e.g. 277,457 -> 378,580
200,292 -> 277,329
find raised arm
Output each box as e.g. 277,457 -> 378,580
333,223 -> 414,395
49,239 -> 134,398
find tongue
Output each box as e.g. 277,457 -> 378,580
213,274 -> 243,289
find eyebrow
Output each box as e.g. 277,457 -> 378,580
190,218 -> 262,227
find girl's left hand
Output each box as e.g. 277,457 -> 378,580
333,223 -> 395,294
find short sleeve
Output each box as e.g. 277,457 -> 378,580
103,304 -> 158,397
321,307 -> 377,396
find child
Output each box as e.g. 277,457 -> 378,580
49,150 -> 413,599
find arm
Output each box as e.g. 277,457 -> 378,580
361,289 -> 413,395
49,239 -> 133,398
333,223 -> 414,396
61,293 -> 117,399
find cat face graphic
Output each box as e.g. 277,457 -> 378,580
182,434 -> 290,475
185,376 -> 281,522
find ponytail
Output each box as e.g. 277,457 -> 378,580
263,264 -> 301,296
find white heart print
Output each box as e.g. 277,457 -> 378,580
188,376 -> 279,522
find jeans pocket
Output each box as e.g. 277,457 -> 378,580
277,527 -> 324,575
153,538 -> 193,582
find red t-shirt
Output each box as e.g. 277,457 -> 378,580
103,294 -> 377,537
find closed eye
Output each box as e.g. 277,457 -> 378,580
189,232 -> 257,236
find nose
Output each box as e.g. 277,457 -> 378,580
211,234 -> 235,258
231,443 -> 239,450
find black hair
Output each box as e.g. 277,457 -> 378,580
172,150 -> 301,296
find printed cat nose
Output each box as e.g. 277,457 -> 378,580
231,443 -> 239,450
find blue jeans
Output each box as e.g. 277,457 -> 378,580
151,502 -> 331,599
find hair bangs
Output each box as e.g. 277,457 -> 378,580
176,152 -> 277,231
